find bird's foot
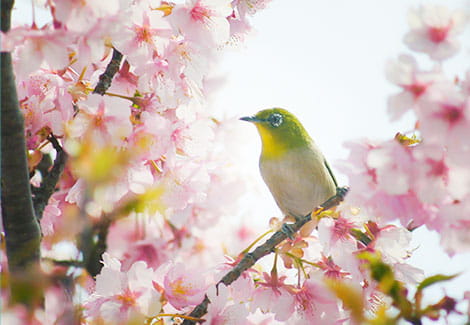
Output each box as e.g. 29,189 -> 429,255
281,223 -> 296,240
336,186 -> 349,200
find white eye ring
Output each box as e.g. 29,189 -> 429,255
269,113 -> 283,127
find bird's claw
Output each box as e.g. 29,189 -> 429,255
281,223 -> 296,240
336,186 -> 349,200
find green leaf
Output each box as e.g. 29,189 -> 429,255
417,274 -> 459,291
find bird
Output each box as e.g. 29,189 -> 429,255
240,108 -> 337,222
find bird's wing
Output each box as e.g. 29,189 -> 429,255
323,159 -> 338,187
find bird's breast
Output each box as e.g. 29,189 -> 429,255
259,146 -> 336,218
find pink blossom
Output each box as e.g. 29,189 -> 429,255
113,8 -> 172,66
67,94 -> 132,146
163,262 -> 207,310
317,216 -> 356,253
339,140 -> 433,227
416,83 -> 469,146
85,254 -> 162,323
3,26 -> 70,79
72,16 -> 121,70
205,285 -> 250,325
129,111 -> 175,162
39,197 -> 62,237
366,140 -> 413,196
385,55 -> 444,120
18,71 -> 74,142
121,237 -> 170,271
234,0 -> 271,17
412,144 -> 450,204
52,0 -> 120,31
251,272 -> 295,321
438,200 -> 470,255
169,0 -> 233,47
317,255 -> 351,280
127,163 -> 154,194
292,276 -> 341,324
361,224 -> 425,285
404,5 -> 468,60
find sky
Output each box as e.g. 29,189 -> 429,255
12,0 -> 470,322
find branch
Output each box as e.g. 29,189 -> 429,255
33,134 -> 68,219
83,217 -> 112,277
92,49 -> 123,95
1,0 -> 43,305
181,187 -> 349,324
77,207 -> 119,277
1,0 -> 13,32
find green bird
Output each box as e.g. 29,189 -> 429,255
241,108 -> 337,221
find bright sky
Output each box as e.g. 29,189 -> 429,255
13,0 -> 470,322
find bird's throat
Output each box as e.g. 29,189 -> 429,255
257,125 -> 289,159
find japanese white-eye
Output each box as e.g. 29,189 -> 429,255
241,108 -> 337,220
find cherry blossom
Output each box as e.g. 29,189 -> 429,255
2,26 -> 70,79
169,0 -> 233,47
205,285 -> 250,325
85,254 -> 162,323
385,55 -> 444,120
404,5 -> 468,60
415,82 -> 470,149
67,94 -> 133,146
251,272 -> 295,321
113,7 -> 172,66
292,275 -> 342,324
163,262 -> 207,310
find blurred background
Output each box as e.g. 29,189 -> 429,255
13,0 -> 470,322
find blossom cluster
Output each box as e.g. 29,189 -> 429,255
3,0 -> 266,257
1,0 -> 273,323
340,5 -> 470,255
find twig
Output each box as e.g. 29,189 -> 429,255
33,134 -> 68,219
92,49 -> 123,95
84,217 -> 112,277
181,187 -> 349,324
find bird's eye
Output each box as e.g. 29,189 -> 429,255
268,113 -> 283,128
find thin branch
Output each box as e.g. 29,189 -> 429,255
183,295 -> 211,324
84,217 -> 112,277
33,134 -> 68,219
181,187 -> 349,324
92,49 -> 123,95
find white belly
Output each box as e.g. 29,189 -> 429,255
259,147 -> 336,218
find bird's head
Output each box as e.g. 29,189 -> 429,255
240,108 -> 312,159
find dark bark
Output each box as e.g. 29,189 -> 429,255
1,0 -> 43,305
92,49 -> 123,95
32,134 -> 68,219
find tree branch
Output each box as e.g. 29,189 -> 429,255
1,0 -> 43,305
181,187 -> 349,324
83,217 -> 112,277
92,49 -> 123,95
33,134 -> 68,219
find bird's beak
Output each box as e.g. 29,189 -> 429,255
240,116 -> 262,123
